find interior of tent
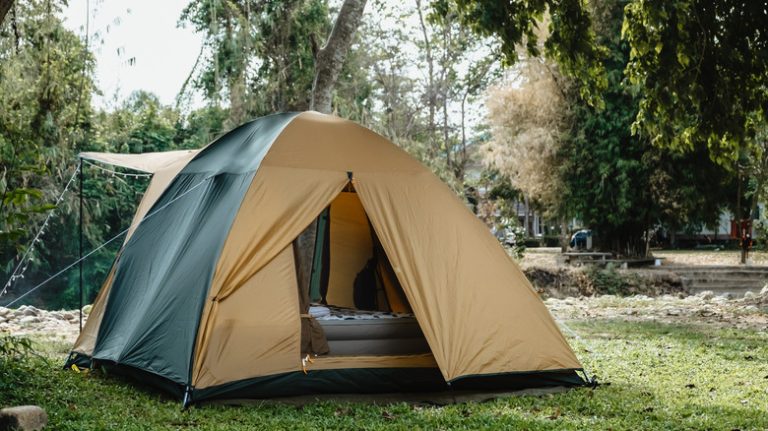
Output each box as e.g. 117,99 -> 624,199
298,184 -> 429,359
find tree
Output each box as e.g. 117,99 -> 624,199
484,60 -> 568,218
623,0 -> 768,262
180,0 -> 332,124
348,0 -> 499,191
558,0 -> 734,256
480,0 -> 733,256
444,0 -> 607,105
623,0 -> 768,162
0,0 -> 96,304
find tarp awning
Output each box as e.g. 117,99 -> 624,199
79,150 -> 199,173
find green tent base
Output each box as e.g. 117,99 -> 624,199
66,353 -> 585,407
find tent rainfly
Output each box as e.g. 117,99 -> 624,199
67,112 -> 587,405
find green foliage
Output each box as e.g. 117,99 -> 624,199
0,0 -> 232,311
443,0 -> 607,107
558,0 -> 733,256
585,264 -> 633,295
179,0 -> 331,123
0,333 -> 33,359
0,334 -> 34,393
623,0 -> 768,164
0,0 -> 95,250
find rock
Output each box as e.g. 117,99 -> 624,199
760,285 -> 768,298
61,312 -> 75,321
81,304 -> 93,315
0,307 -> 10,317
743,291 -> 755,300
682,295 -> 702,304
20,307 -> 39,317
698,291 -> 715,300
741,305 -> 759,313
19,316 -> 41,325
710,295 -> 728,303
0,405 -> 48,431
49,312 -> 65,321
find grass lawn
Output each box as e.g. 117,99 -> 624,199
2,320 -> 767,430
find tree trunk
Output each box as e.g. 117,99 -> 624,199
299,0 -> 366,300
0,0 -> 13,27
416,0 -> 436,159
560,218 -> 568,252
309,0 -> 367,113
737,169 -> 746,264
744,150 -> 768,265
524,196 -> 530,237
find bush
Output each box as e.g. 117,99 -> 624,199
0,334 -> 32,359
542,235 -> 562,247
523,239 -> 541,248
586,264 -> 634,295
0,333 -> 35,393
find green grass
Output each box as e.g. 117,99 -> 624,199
2,320 -> 767,430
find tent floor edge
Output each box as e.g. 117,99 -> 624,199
92,360 -> 186,399
63,353 -> 586,404
189,367 -> 587,405
191,367 -> 446,403
447,368 -> 587,390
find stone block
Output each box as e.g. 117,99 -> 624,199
0,405 -> 48,431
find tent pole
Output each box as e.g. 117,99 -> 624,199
79,158 -> 84,332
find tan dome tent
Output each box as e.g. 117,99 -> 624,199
67,112 -> 586,405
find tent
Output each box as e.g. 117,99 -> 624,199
66,111 -> 586,405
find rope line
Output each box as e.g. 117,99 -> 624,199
551,313 -> 599,385
2,175 -> 212,308
1,165 -> 81,298
81,158 -> 153,178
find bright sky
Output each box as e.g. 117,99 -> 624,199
61,0 -> 492,132
62,0 -> 204,109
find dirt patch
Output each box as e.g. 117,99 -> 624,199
523,266 -> 686,298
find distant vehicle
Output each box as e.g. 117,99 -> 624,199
569,229 -> 593,250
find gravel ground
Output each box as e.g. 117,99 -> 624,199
653,250 -> 768,266
2,287 -> 766,346
545,289 -> 768,331
0,305 -> 87,346
520,247 -> 768,268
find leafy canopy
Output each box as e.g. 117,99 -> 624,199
443,0 -> 607,105
623,0 -> 768,164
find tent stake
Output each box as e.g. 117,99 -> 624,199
79,159 -> 84,332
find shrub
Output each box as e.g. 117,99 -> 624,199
523,239 -> 541,248
586,264 -> 632,295
0,333 -> 33,359
0,333 -> 35,393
